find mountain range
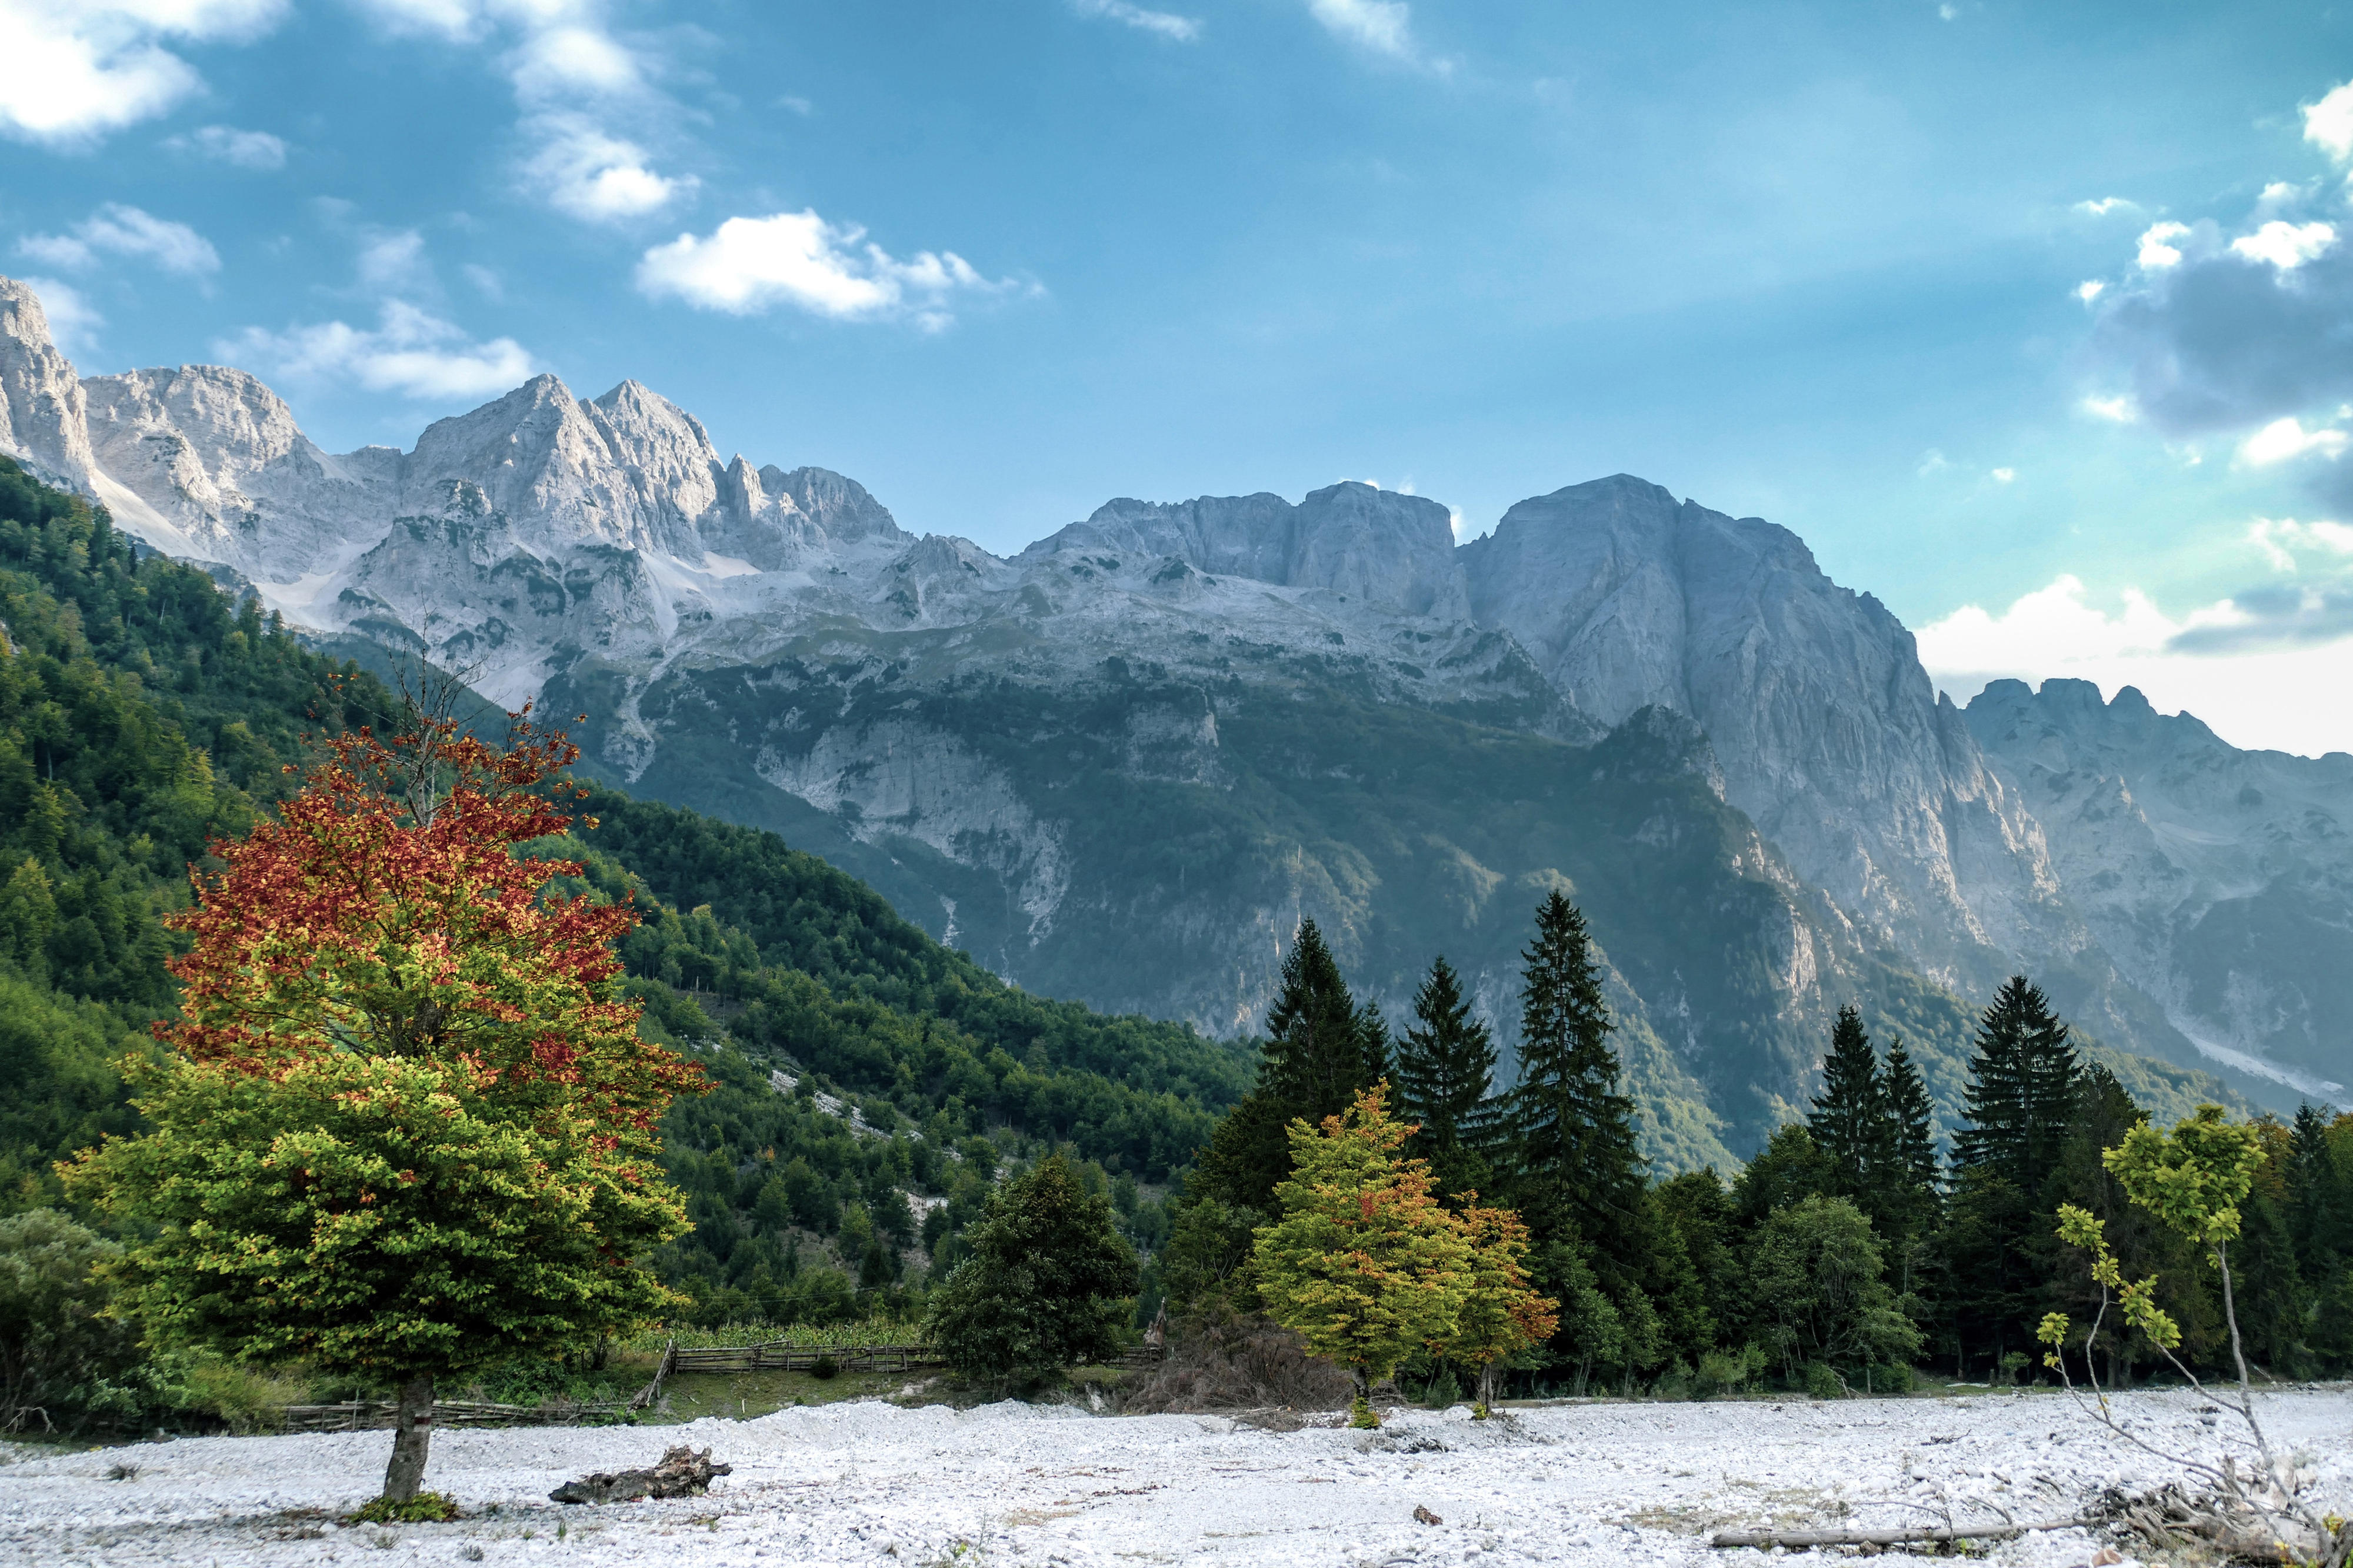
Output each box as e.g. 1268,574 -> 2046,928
3,273 -> 2338,1164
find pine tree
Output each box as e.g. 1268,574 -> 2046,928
1879,1035 -> 1942,1295
1261,919 -> 1384,1120
1394,956 -> 1500,1202
1507,892 -> 1642,1245
1884,1036 -> 1939,1194
1942,976 -> 2081,1377
1184,918 -> 1382,1217
1952,976 -> 2079,1193
926,1153 -> 1138,1388
1807,1005 -> 1892,1206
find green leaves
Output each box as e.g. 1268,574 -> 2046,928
2103,1106 -> 2265,1249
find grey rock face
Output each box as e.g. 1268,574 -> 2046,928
1966,678 -> 2353,1096
1459,476 -> 2087,1005
1029,481 -> 1469,619
0,278 -> 98,492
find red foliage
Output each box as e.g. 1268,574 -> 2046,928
163,704 -> 702,1132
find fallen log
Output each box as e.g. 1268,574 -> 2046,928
1711,1516 -> 2090,1550
551,1444 -> 732,1505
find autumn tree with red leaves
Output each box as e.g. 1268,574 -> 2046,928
64,698 -> 701,1510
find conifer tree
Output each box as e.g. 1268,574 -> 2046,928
1394,956 -> 1499,1202
1883,1036 -> 1940,1195
1807,1005 -> 1892,1206
1507,892 -> 1641,1239
1879,1035 -> 1942,1295
1183,918 -> 1382,1219
1943,976 -> 2081,1377
1262,919 -> 1385,1120
1952,976 -> 2079,1192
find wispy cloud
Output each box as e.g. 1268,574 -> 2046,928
1308,0 -> 1434,67
163,124 -> 289,170
349,0 -> 695,223
19,203 -> 221,277
2073,196 -> 2138,216
637,211 -> 1026,330
218,300 -> 537,400
1071,0 -> 1201,42
0,0 -> 288,146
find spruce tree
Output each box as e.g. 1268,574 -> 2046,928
1807,1005 -> 1892,1206
1943,975 -> 2081,1377
1952,976 -> 2079,1193
1261,918 -> 1382,1120
1184,918 -> 1382,1216
1394,955 -> 1501,1202
1879,1035 -> 1942,1294
1507,892 -> 1642,1241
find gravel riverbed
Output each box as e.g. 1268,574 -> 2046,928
2,1386 -> 2347,1567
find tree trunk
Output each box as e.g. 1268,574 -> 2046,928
382,1374 -> 435,1503
1476,1362 -> 1495,1407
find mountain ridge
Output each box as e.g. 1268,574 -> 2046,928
0,273 -> 2313,1141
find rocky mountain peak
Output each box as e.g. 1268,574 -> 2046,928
0,277 -> 97,492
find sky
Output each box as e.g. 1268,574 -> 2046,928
6,2 -> 2353,755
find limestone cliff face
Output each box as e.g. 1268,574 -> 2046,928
1967,678 -> 2353,1097
0,279 -> 98,494
1458,476 -> 2090,1006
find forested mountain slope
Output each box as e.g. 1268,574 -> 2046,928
0,458 -> 1245,1314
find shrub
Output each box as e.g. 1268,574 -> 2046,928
1802,1361 -> 1845,1400
1692,1345 -> 1766,1399
352,1492 -> 460,1524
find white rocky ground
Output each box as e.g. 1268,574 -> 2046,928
2,1387 -> 2347,1567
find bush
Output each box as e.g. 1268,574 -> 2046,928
809,1355 -> 839,1381
1864,1362 -> 1914,1395
1692,1345 -> 1766,1399
353,1492 -> 460,1524
1802,1360 -> 1845,1399
0,1208 -> 149,1433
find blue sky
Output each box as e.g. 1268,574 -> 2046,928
8,1 -> 2353,752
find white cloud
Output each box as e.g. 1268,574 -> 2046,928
2081,394 -> 2136,422
349,0 -> 691,223
2075,279 -> 2105,303
1991,467 -> 2016,483
1071,0 -> 1200,41
19,203 -> 221,276
18,276 -> 102,356
461,262 -> 504,301
2229,219 -> 2336,271
164,123 -> 288,169
2237,415 -> 2349,467
218,300 -> 536,399
2305,80 -> 2353,165
2135,221 -> 2192,269
1918,574 -> 2353,756
355,229 -> 430,293
2073,196 -> 2137,216
636,211 -> 1021,327
1916,448 -> 1949,476
522,114 -> 692,222
1937,3 -> 1957,18
2248,516 -> 2353,571
1309,0 -> 1417,61
0,0 -> 287,146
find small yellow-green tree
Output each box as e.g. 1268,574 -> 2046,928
1437,1197 -> 1557,1413
1252,1083 -> 1472,1424
2041,1106 -> 2342,1561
